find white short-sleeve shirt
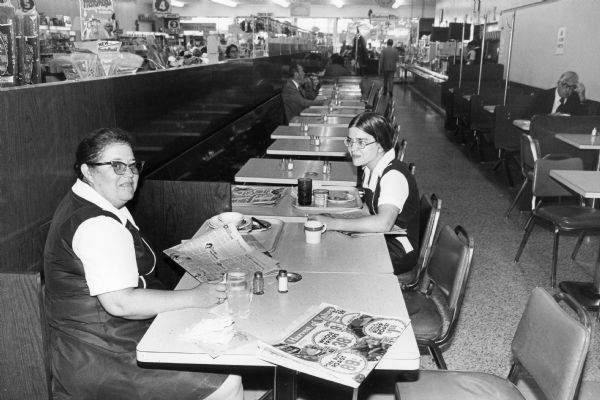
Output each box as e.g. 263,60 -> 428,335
362,148 -> 409,212
71,179 -> 141,296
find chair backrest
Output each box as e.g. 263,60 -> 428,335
414,194 -> 442,283
510,288 -> 591,400
385,99 -> 396,122
520,133 -> 540,177
424,225 -> 474,344
363,81 -> 375,102
532,156 -> 583,200
374,93 -> 388,115
397,139 -> 407,162
365,83 -> 380,109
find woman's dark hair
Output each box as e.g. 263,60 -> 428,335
74,127 -> 134,180
225,44 -> 238,58
348,112 -> 394,151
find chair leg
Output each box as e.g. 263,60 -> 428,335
428,344 -> 447,370
551,227 -> 560,288
571,231 -> 586,261
515,216 -> 536,262
505,179 -> 528,218
503,157 -> 514,187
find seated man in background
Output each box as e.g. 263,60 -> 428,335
324,54 -> 351,77
281,63 -> 326,123
525,71 -> 587,118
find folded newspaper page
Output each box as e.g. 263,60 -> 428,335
164,225 -> 280,282
258,303 -> 410,388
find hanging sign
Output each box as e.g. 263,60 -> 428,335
291,1 -> 310,17
79,0 -> 115,40
555,26 -> 566,55
153,0 -> 171,15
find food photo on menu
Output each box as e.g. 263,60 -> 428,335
258,304 -> 409,388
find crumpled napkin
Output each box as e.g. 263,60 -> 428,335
180,315 -> 235,345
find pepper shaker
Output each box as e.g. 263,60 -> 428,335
252,271 -> 264,295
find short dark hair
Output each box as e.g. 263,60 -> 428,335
289,63 -> 303,78
387,39 -> 393,46
74,127 -> 134,180
348,112 -> 394,151
225,44 -> 238,58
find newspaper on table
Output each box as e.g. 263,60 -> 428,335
232,185 -> 286,206
164,225 -> 280,283
258,303 -> 410,388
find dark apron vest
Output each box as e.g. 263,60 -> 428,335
363,159 -> 419,274
44,190 -> 226,399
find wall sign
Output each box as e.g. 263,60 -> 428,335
555,26 -> 566,55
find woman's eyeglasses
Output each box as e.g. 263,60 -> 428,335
88,160 -> 145,175
344,137 -> 377,149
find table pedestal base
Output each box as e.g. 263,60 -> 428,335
559,281 -> 600,311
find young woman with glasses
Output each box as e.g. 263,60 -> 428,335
312,112 -> 420,281
43,128 -> 242,399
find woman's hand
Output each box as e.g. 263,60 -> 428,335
311,215 -> 338,230
192,282 -> 227,308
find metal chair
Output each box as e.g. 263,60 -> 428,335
513,141 -> 600,288
505,134 -> 541,218
396,288 -> 591,400
401,225 -> 474,369
402,194 -> 442,291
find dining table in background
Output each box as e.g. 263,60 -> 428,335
315,93 -> 363,102
554,133 -> 600,170
234,158 -> 357,186
549,169 -> 600,311
270,125 -> 347,140
300,107 -> 363,118
266,139 -> 349,158
289,115 -> 353,127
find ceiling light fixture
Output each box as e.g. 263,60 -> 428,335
332,0 -> 343,8
392,0 -> 402,8
210,0 -> 238,7
170,0 -> 186,7
272,0 -> 291,7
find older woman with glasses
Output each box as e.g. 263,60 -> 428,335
525,71 -> 587,118
313,112 -> 420,281
43,128 -> 242,399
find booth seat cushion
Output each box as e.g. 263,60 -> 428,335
536,206 -> 600,230
395,370 -> 525,400
402,291 -> 443,340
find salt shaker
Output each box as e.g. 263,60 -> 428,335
287,158 -> 294,170
252,271 -> 264,295
277,270 -> 288,293
314,136 -> 321,146
322,160 -> 331,175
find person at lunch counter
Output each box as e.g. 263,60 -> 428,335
313,112 -> 420,282
43,128 -> 242,399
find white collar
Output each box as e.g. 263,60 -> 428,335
291,79 -> 300,90
363,148 -> 396,189
72,179 -> 137,228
